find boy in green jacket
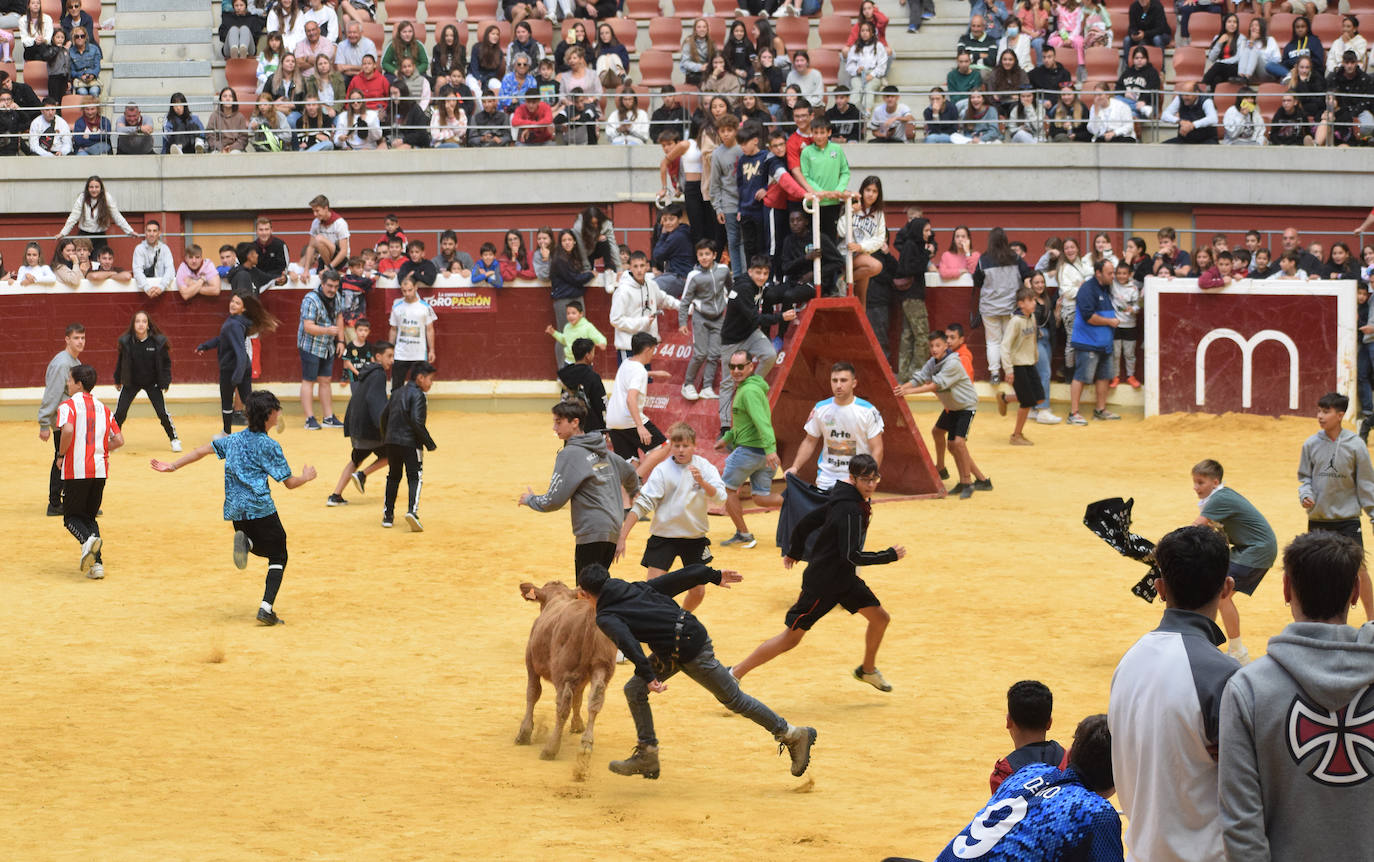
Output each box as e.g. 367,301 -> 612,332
798,118 -> 851,238
714,348 -> 785,549
544,299 -> 607,365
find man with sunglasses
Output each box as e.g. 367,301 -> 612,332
729,453 -> 906,691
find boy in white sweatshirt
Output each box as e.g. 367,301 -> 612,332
616,421 -> 727,612
609,250 -> 677,364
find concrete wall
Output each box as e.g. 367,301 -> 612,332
3,145 -> 1374,215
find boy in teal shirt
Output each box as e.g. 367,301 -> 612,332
545,299 -> 607,365
799,117 -> 851,239
1191,458 -> 1278,664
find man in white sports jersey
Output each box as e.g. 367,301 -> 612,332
785,361 -> 885,490
56,364 -> 124,580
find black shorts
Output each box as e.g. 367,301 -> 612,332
350,446 -> 387,465
641,535 -> 713,571
608,421 -> 667,461
1011,365 -> 1044,409
784,577 -> 880,632
1227,561 -> 1270,596
934,408 -> 975,441
1308,519 -> 1364,547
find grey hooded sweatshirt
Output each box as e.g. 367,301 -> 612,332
909,351 -> 978,412
1297,428 -> 1374,522
526,431 -> 641,545
1219,621 -> 1374,862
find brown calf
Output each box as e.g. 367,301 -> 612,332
516,581 -> 617,760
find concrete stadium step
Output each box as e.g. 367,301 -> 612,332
112,0 -> 217,104
114,42 -> 214,62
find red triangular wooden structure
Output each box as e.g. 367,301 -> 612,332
644,295 -> 945,499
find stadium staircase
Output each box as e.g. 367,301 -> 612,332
111,0 -> 216,116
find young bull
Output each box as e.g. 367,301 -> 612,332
516,581 -> 617,760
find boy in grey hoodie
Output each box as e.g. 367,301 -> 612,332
520,399 -> 641,577
1219,531 -> 1374,862
677,239 -> 731,402
894,330 -> 989,500
1298,391 -> 1374,620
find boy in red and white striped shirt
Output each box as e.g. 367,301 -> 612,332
57,364 -> 124,579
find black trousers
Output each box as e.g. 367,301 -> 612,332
233,512 -> 288,604
392,359 -> 420,391
113,383 -> 178,441
574,540 -> 616,580
63,477 -> 105,564
383,444 -> 423,517
740,214 -> 766,267
49,433 -> 63,509
219,368 -> 251,434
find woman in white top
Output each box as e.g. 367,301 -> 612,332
266,0 -> 306,52
844,22 -> 889,115
430,95 -> 466,148
1328,15 -> 1368,74
658,129 -> 710,244
16,241 -> 57,287
19,0 -> 53,63
1237,18 -> 1285,82
333,88 -> 384,149
57,175 -> 137,240
998,22 -> 1034,71
1054,236 -> 1093,371
843,175 -> 888,308
605,86 -> 649,145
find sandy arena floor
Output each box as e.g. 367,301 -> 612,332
4,400 -> 1323,860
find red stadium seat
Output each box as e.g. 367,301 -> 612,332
625,0 -> 662,18
60,94 -> 84,126
81,0 -> 100,25
1085,46 -> 1119,80
522,17 -> 553,45
704,16 -> 725,44
40,0 -> 58,18
385,0 -> 421,23
1170,45 -> 1206,80
22,59 -> 47,98
648,16 -> 682,51
671,0 -> 705,17
817,15 -> 849,51
425,0 -> 460,17
610,16 -> 638,52
1212,80 -> 1240,112
637,48 -> 675,86
232,86 -> 257,117
1267,12 -> 1297,40
466,0 -> 500,19
1256,81 -> 1286,117
829,0 -> 862,16
809,47 -> 839,86
1188,13 -> 1221,45
1311,14 -> 1342,45
475,19 -> 513,43
772,16 -> 810,53
225,57 -> 258,89
1141,44 -> 1163,72
361,20 -> 385,48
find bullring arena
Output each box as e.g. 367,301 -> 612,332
5,18 -> 1374,852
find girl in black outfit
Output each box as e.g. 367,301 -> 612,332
114,310 -> 179,450
430,23 -> 466,86
722,21 -> 755,82
549,229 -> 596,366
197,293 -> 279,435
1321,241 -> 1364,284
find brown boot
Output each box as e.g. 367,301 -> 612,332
776,724 -> 817,776
609,744 -> 660,779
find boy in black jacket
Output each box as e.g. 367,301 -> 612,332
556,338 -> 607,432
577,561 -> 816,780
380,360 -> 437,531
778,208 -> 844,298
716,255 -> 799,432
328,341 -> 393,506
731,454 -> 906,689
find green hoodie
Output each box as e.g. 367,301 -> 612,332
550,316 -> 607,363
723,375 -> 775,453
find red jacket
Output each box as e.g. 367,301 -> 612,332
511,101 -> 553,144
348,70 -> 389,110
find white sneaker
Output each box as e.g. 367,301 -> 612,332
681,383 -> 699,401
169,143 -> 183,154
87,563 -> 104,580
1138,103 -> 1153,118
1035,410 -> 1064,424
194,139 -> 206,153
80,535 -> 102,573
698,386 -> 718,399
1028,408 -> 1039,420
170,438 -> 183,453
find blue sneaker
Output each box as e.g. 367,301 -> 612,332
322,415 -> 344,428
922,10 -> 935,17
304,416 -> 322,430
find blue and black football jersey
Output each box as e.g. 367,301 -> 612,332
935,764 -> 1123,862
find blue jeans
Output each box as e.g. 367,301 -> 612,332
1175,0 -> 1222,38
624,638 -> 786,747
306,139 -> 334,151
722,445 -> 775,495
925,133 -> 953,143
1035,327 -> 1053,409
723,213 -> 744,278
76,142 -> 111,155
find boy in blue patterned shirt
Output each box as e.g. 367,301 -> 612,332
151,391 -> 317,626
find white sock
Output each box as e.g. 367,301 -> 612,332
1228,639 -> 1245,652
261,601 -> 272,612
